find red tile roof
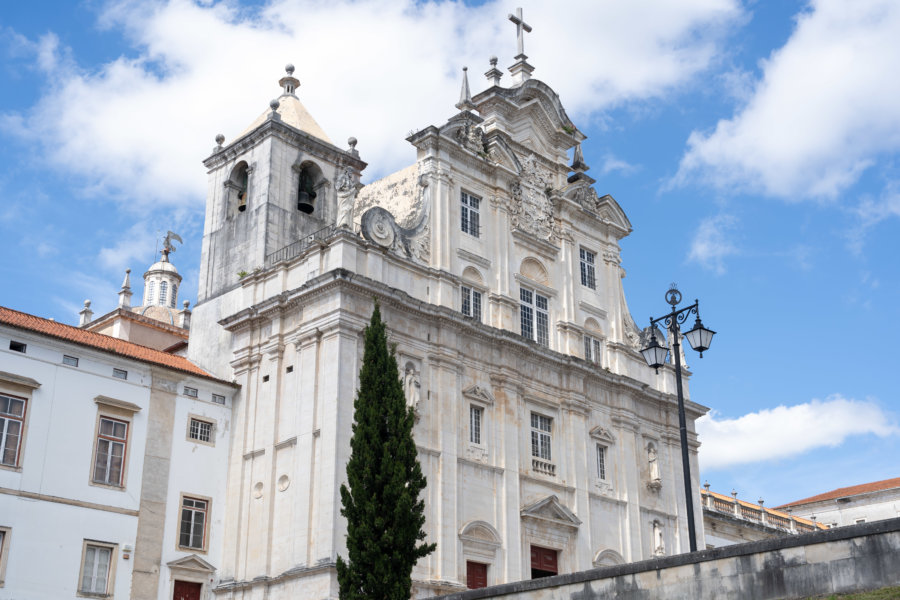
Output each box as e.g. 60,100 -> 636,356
777,477 -> 900,509
1,305 -> 228,383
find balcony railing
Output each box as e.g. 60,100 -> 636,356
265,225 -> 337,266
532,458 -> 556,477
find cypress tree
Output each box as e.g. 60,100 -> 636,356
337,300 -> 436,600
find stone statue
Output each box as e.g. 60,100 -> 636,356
653,521 -> 665,556
335,167 -> 358,229
648,444 -> 660,482
404,366 -> 421,409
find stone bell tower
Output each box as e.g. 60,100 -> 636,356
196,65 -> 367,304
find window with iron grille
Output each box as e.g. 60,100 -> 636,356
93,417 -> 128,486
461,191 -> 481,237
0,394 -> 26,467
580,248 -> 596,290
180,496 -> 208,550
530,413 -> 552,460
461,285 -> 482,322
520,288 -> 549,347
469,405 -> 483,445
189,418 -> 212,443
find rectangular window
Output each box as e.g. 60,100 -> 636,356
80,543 -> 113,594
583,335 -> 602,364
579,248 -> 596,290
93,417 -> 128,486
63,355 -> 79,367
530,413 -> 552,460
0,394 -> 26,467
189,418 -> 212,443
460,191 -> 481,237
596,445 -> 607,480
8,341 -> 25,353
461,286 -> 482,322
179,496 -> 208,550
520,289 -> 549,347
211,394 -> 226,405
0,526 -> 9,585
469,405 -> 483,445
112,368 -> 127,380
183,386 -> 198,398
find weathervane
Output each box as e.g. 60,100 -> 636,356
161,230 -> 183,260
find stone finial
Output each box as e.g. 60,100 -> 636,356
455,66 -> 475,111
118,268 -> 133,309
268,99 -> 282,121
79,299 -> 93,327
485,55 -> 503,87
347,136 -> 359,157
279,64 -> 300,96
703,481 -> 710,491
178,299 -> 192,330
731,489 -> 738,499
758,498 -> 765,507
571,143 -> 589,172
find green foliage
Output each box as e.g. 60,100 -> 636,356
337,300 -> 436,600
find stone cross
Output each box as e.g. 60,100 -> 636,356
508,7 -> 532,57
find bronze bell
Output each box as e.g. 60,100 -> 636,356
237,191 -> 247,212
298,170 -> 317,213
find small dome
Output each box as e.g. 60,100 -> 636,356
146,260 -> 180,275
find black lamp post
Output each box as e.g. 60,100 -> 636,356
640,285 -> 715,553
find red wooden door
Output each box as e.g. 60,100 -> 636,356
173,580 -> 202,600
530,545 -> 558,575
466,561 -> 488,589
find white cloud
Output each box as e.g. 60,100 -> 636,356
677,0 -> 900,200
846,183 -> 900,253
1,0 -> 742,211
686,213 -> 738,274
598,153 -> 638,176
697,395 -> 899,471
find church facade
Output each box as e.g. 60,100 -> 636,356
186,18 -> 708,598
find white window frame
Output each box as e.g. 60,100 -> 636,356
469,405 -> 484,445
183,386 -> 198,398
92,416 -> 128,487
170,283 -> 178,308
596,444 -> 607,480
179,494 -> 210,552
0,393 -> 26,469
583,334 -> 602,365
159,281 -> 168,306
63,355 -> 79,367
186,415 -> 215,446
461,190 -> 481,238
530,413 -> 552,461
146,280 -> 155,305
520,288 -> 549,347
0,526 -> 10,587
211,394 -> 226,405
579,248 -> 596,290
461,285 -> 483,322
77,540 -> 117,597
112,368 -> 127,380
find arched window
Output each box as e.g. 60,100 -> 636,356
170,284 -> 178,308
159,281 -> 168,306
147,281 -> 156,305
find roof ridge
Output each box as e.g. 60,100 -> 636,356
776,477 -> 900,508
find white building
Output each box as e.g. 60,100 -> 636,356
186,22 -> 709,599
700,485 -> 825,548
0,304 -> 235,600
776,477 -> 900,529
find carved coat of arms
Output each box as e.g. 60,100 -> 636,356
508,154 -> 563,243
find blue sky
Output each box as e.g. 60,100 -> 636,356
1,0 -> 898,507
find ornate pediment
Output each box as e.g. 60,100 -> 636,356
565,185 -> 632,238
462,384 -> 494,406
521,495 -> 581,529
167,554 -> 216,574
589,426 -> 616,445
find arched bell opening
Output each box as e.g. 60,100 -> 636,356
228,161 -> 250,213
296,162 -> 324,214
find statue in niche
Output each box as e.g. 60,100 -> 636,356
648,444 -> 660,482
335,167 -> 359,229
646,443 -> 662,492
653,521 -> 665,556
403,365 -> 421,410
